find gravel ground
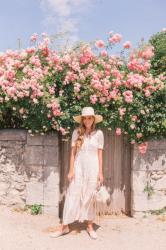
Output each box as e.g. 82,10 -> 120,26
0,205 -> 166,250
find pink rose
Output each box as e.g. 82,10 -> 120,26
131,115 -> 137,121
123,90 -> 133,103
136,133 -> 143,138
30,33 -> 38,42
19,108 -> 25,114
109,33 -> 122,44
100,50 -> 108,57
95,40 -> 105,48
116,128 -> 122,135
130,140 -> 135,144
118,107 -> 126,116
74,83 -> 81,93
99,97 -> 106,103
130,124 -> 136,130
77,95 -> 81,100
59,127 -> 66,135
138,142 -> 148,154
144,90 -> 151,97
90,94 -> 97,104
123,41 -> 132,49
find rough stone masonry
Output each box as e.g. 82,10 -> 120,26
0,129 -> 59,216
131,140 -> 166,217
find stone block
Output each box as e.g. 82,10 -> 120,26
1,194 -> 25,206
132,189 -> 166,211
131,211 -> 149,218
43,167 -> 59,206
132,148 -> 166,171
151,172 -> 166,190
43,132 -> 58,146
0,129 -> 26,141
43,166 -> 59,184
131,168 -> 166,213
43,205 -> 59,216
26,182 -> 44,205
27,133 -> 44,145
131,170 -> 147,193
147,140 -> 166,150
24,165 -> 44,181
23,146 -> 44,165
43,146 -> 59,167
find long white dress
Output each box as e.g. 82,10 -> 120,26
62,128 -> 104,225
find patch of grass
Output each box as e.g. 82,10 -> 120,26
149,207 -> 166,215
143,183 -> 155,198
30,204 -> 43,215
24,204 -> 43,215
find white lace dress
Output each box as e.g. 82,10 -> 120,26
62,128 -> 104,225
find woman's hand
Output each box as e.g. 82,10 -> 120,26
67,170 -> 75,182
98,172 -> 104,185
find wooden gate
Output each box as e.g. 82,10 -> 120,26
58,128 -> 131,218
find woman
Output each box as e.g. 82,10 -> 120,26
50,106 -> 104,239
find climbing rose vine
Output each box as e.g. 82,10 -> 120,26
0,32 -> 165,154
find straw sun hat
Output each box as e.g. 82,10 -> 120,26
73,107 -> 103,124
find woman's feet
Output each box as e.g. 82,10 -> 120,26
86,229 -> 97,240
86,222 -> 97,240
49,225 -> 70,238
49,223 -> 97,240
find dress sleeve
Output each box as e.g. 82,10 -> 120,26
97,130 -> 104,149
71,129 -> 78,147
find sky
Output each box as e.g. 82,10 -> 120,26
0,0 -> 165,52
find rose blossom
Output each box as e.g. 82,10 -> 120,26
118,107 -> 126,116
131,115 -> 137,121
109,33 -> 122,44
30,33 -> 38,42
123,90 -> 133,103
136,133 -> 143,138
100,50 -> 108,57
90,94 -> 97,104
95,40 -> 105,48
138,142 -> 148,154
130,124 -> 136,130
116,128 -> 122,135
123,41 -> 132,49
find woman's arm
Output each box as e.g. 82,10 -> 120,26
69,146 -> 76,173
98,148 -> 104,183
68,128 -> 78,180
68,146 -> 76,182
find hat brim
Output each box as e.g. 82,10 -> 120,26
73,115 -> 103,124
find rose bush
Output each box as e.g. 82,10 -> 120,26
0,32 -> 165,153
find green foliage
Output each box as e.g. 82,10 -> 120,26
0,33 -> 165,148
149,31 -> 166,76
149,207 -> 166,215
30,204 -> 43,215
143,182 -> 155,199
23,204 -> 43,214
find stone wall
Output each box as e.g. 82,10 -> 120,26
0,129 -> 59,216
131,140 -> 166,218
0,129 -> 166,218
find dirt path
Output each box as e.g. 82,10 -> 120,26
0,205 -> 166,250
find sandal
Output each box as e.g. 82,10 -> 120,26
86,228 -> 97,240
49,227 -> 70,238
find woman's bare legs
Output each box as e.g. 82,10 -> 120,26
49,222 -> 70,237
59,220 -> 94,232
86,220 -> 97,239
87,220 -> 94,231
56,223 -> 69,232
